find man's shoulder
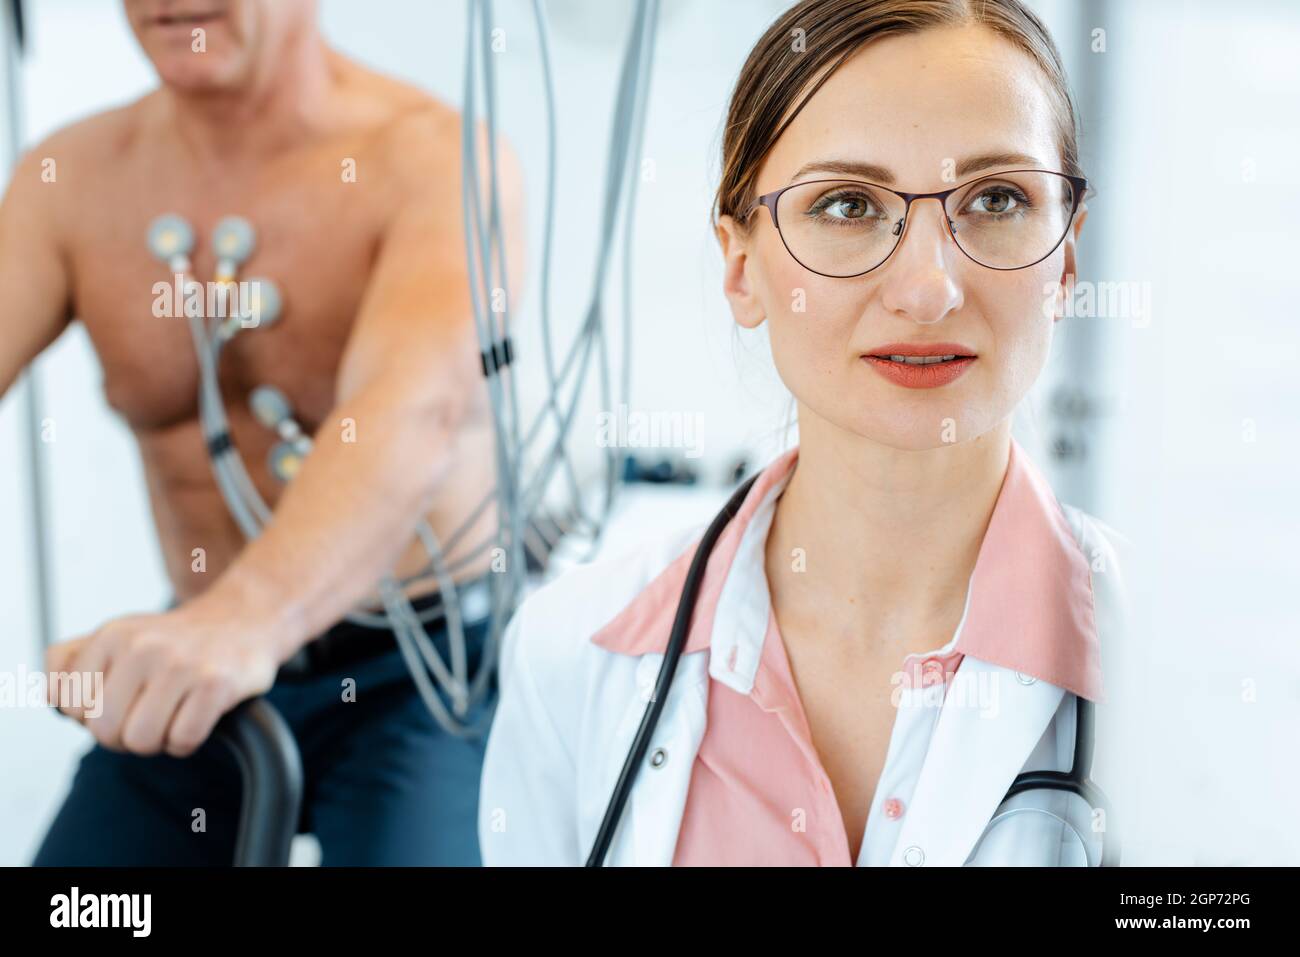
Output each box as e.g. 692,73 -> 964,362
370,104 -> 523,204
359,88 -> 459,153
334,55 -> 459,166
343,66 -> 521,204
20,99 -> 146,181
2,100 -> 149,228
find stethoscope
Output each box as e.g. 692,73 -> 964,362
586,474 -> 1121,867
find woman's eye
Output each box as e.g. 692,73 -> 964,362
967,187 -> 1027,215
810,193 -> 877,222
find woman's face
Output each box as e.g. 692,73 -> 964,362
717,25 -> 1086,451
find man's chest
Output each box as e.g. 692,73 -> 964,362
67,185 -> 384,431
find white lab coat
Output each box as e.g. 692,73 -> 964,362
478,481 -> 1128,867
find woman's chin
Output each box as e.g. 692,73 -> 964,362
816,406 -> 998,452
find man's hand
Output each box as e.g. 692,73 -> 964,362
45,602 -> 281,758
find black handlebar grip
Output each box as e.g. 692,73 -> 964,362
213,698 -> 303,867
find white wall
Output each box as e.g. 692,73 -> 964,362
1088,0 -> 1300,865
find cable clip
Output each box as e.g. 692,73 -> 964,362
480,336 -> 515,377
206,430 -> 234,458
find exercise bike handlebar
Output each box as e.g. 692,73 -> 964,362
213,697 -> 303,867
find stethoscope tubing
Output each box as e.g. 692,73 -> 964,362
586,474 -> 759,866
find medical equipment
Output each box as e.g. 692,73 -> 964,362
458,0 -> 662,579
585,474 -> 1121,867
214,698 -> 302,867
146,212 -> 486,733
136,0 -> 663,741
4,0 -> 660,738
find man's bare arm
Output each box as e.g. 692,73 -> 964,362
48,117 -> 527,757
191,124 -> 527,660
0,146 -> 72,398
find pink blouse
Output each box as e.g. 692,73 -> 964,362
672,603 -> 963,866
590,439 -> 1103,867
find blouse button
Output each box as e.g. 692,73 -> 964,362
922,658 -> 950,687
903,845 -> 925,867
883,797 -> 905,820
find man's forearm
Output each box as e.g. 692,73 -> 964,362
196,381 -> 459,660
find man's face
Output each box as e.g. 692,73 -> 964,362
122,0 -> 311,91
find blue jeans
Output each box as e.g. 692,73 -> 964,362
33,614 -> 497,866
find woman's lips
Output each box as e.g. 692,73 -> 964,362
862,355 -> 977,388
150,12 -> 223,29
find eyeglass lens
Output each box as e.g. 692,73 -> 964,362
774,171 -> 1077,276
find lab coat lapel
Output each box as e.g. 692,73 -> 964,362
889,655 -> 1065,866
603,651 -> 710,867
589,451 -> 798,866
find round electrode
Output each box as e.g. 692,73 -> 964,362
212,216 -> 256,266
146,214 -> 195,263
249,385 -> 292,431
241,277 -> 283,328
268,441 -> 303,482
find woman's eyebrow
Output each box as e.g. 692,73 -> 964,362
791,151 -> 1046,185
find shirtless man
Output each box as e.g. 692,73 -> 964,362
3,0 -> 524,865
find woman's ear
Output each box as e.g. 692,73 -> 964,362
716,214 -> 766,330
1053,203 -> 1088,323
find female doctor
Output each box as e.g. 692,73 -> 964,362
478,0 -> 1129,867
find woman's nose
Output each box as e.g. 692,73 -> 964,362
877,198 -> 964,326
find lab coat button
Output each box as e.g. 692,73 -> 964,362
902,845 -> 925,866
1015,671 -> 1037,685
649,747 -> 668,769
883,797 -> 905,820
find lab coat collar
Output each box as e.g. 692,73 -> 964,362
590,437 -> 1104,703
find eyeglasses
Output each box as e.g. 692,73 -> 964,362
740,169 -> 1087,278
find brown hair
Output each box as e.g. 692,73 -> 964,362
713,0 -> 1085,231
